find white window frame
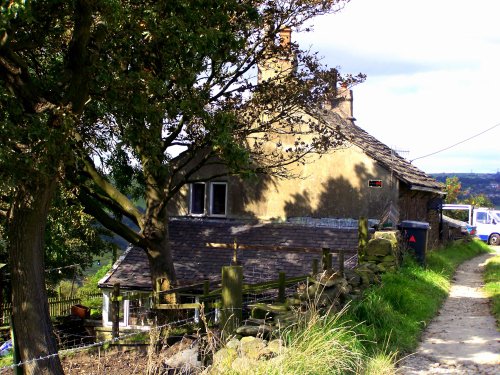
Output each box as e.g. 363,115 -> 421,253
102,290 -> 129,327
209,182 -> 227,217
189,182 -> 206,216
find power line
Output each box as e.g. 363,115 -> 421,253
410,122 -> 500,163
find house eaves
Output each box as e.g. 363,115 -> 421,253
324,111 -> 445,195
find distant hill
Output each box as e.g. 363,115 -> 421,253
431,172 -> 500,208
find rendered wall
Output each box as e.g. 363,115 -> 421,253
168,143 -> 401,222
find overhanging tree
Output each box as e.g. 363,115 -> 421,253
0,185 -> 116,301
73,0 -> 364,299
0,1 -> 112,373
1,1 -> 363,372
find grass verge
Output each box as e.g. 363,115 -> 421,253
483,252 -> 500,329
343,239 -> 490,356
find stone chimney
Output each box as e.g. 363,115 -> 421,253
322,82 -> 355,121
335,83 -> 355,121
258,26 -> 296,83
279,27 -> 292,48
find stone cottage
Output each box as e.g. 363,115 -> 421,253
166,28 -> 445,247
167,91 -> 445,248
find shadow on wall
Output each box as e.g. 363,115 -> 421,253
231,172 -> 278,219
283,162 -> 395,220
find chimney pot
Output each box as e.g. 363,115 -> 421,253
279,27 -> 292,48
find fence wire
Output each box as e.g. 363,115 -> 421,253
0,255 -> 356,371
0,312 -> 204,372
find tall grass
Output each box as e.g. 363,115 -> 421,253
363,352 -> 398,375
483,253 -> 500,329
261,310 -> 364,375
207,308 -> 366,375
343,239 -> 490,355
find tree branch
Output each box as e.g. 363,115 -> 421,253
65,0 -> 93,113
81,156 -> 144,229
78,190 -> 146,248
79,184 -> 141,228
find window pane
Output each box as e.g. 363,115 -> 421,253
191,183 -> 205,214
128,294 -> 151,326
211,183 -> 226,215
107,300 -> 125,323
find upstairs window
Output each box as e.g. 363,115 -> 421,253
190,183 -> 206,215
189,182 -> 227,217
210,182 -> 227,216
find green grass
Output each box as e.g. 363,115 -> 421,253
210,309 -> 366,375
483,253 -> 500,329
363,351 -> 398,375
265,311 -> 364,375
0,352 -> 13,369
343,239 -> 490,355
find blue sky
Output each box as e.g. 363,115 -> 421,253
296,0 -> 500,174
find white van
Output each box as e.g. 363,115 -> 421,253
442,204 -> 500,246
474,208 -> 500,246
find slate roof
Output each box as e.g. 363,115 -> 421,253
98,218 -> 360,291
325,112 -> 445,194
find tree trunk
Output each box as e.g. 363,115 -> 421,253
145,221 -> 177,305
7,177 -> 64,375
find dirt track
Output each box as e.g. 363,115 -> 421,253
398,247 -> 500,374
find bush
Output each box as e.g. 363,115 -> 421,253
78,263 -> 112,297
77,263 -> 111,317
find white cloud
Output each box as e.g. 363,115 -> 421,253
296,0 -> 500,173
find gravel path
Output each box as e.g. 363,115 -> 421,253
398,247 -> 500,374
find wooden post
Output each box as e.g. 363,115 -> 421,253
10,316 -> 22,375
312,259 -> 318,275
278,272 -> 286,303
231,238 -> 240,265
203,280 -> 210,297
358,217 -> 368,261
338,249 -> 345,277
220,265 -> 243,339
321,247 -> 330,270
58,286 -> 62,316
155,278 -> 161,305
111,283 -> 120,340
198,280 -> 211,332
327,253 -> 333,270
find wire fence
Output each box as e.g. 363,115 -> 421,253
0,248 -> 357,372
0,311 -> 204,373
0,276 -> 305,373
